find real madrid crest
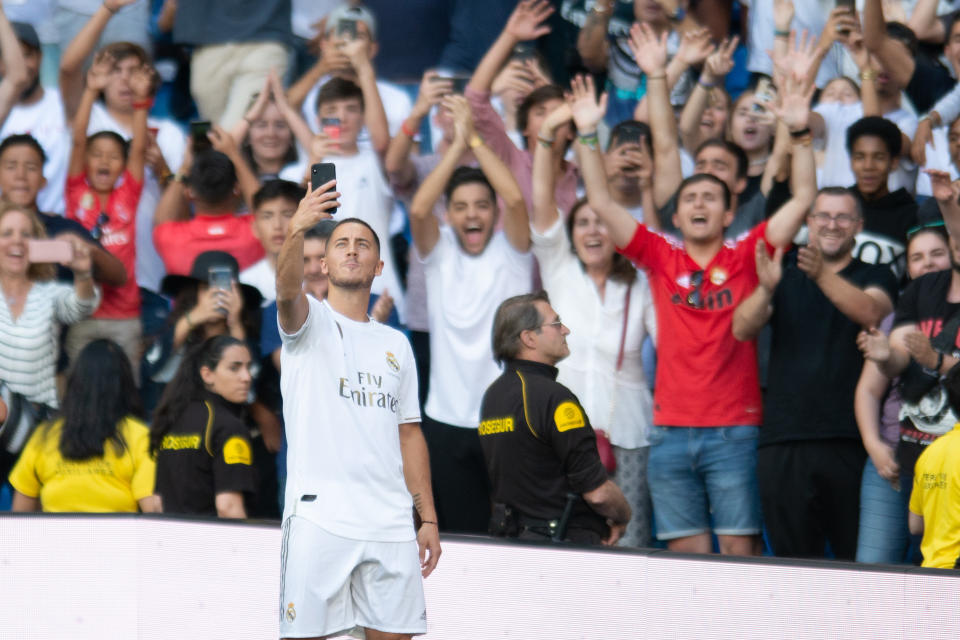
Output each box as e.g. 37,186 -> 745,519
285,602 -> 296,622
386,351 -> 400,373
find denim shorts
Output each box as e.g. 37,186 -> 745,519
647,425 -> 762,540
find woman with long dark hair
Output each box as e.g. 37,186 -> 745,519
151,335 -> 257,519
9,339 -> 157,512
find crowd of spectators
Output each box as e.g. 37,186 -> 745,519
1,0 -> 960,570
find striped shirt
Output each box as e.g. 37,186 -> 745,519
0,281 -> 100,407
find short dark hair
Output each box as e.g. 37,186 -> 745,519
517,85 -> 565,149
253,179 -> 305,211
444,166 -> 496,205
607,120 -> 652,152
944,361 -> 960,415
492,290 -> 550,366
99,42 -> 160,96
315,77 -> 364,114
86,130 -> 130,161
677,173 -> 733,210
695,138 -> 749,180
846,116 -> 902,157
0,133 -> 46,164
305,219 -> 338,242
814,186 -> 863,219
330,217 -> 381,253
187,150 -> 238,205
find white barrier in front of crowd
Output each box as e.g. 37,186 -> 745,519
1,514 -> 958,639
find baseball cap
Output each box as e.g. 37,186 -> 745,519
325,4 -> 377,40
11,22 -> 40,50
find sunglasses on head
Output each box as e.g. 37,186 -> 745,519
906,220 -> 946,240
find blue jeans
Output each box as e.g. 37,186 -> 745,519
647,425 -> 762,540
856,457 -> 912,564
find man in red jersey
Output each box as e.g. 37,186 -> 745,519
570,26 -> 817,556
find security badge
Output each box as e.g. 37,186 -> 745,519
554,401 -> 586,432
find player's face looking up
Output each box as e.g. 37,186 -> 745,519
322,221 -> 383,290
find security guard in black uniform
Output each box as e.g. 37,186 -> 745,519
479,291 -> 632,545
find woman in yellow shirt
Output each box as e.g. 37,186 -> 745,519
9,339 -> 159,513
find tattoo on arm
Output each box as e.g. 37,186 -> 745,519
413,492 -> 424,516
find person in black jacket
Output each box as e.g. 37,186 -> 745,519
479,290 -> 631,545
151,335 -> 258,518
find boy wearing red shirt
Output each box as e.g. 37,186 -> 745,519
572,57 -> 817,555
65,50 -> 151,375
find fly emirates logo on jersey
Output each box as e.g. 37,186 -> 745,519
338,370 -> 400,413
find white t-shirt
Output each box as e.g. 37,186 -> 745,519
916,125 -> 959,196
421,226 -> 534,428
88,102 -> 186,293
0,88 -> 70,215
814,102 -> 918,194
280,296 -> 420,542
324,148 -> 406,322
239,257 -> 276,305
301,76 -> 414,147
531,218 -> 656,449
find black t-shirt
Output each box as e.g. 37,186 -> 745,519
761,252 -> 899,446
478,360 -> 608,535
155,392 -> 258,516
893,269 -> 960,342
37,211 -> 99,283
852,187 -> 918,278
906,47 -> 956,114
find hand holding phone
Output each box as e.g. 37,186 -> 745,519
208,266 -> 233,316
190,120 -> 212,153
311,163 -> 338,215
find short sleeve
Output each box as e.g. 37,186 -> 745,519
211,421 -> 258,497
396,336 -> 421,424
546,395 -> 608,495
279,294 -> 320,351
617,222 -> 670,273
530,216 -> 571,276
126,419 -> 157,501
908,465 -> 924,515
8,429 -> 43,498
862,265 -> 899,307
733,221 -> 771,275
893,277 -> 922,328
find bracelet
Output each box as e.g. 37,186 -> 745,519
537,134 -> 554,148
420,520 -> 437,526
577,131 -> 599,150
401,120 -> 417,138
74,270 -> 93,281
790,133 -> 812,147
591,2 -> 612,15
788,127 -> 811,138
646,74 -> 666,81
774,29 -> 790,38
132,99 -> 153,110
698,76 -> 716,89
468,134 -> 484,149
936,352 -> 945,375
859,69 -> 877,81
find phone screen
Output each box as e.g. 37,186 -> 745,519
27,239 -> 74,264
190,120 -> 212,152
337,18 -> 358,39
320,117 -> 341,140
311,163 -> 337,215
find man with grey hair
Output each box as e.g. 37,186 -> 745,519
733,186 -> 898,560
478,291 -> 631,545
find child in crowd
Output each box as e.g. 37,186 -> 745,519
240,179 -> 305,305
64,50 -> 151,376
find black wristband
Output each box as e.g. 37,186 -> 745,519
789,127 -> 811,138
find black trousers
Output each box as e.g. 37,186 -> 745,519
421,415 -> 490,534
757,439 -> 866,561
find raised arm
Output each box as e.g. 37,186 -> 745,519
679,36 -> 738,154
862,0 -> 915,88
408,121 -> 466,258
468,0 -> 553,95
208,126 -> 259,209
927,169 -> 960,243
449,95 -> 530,252
59,0 -> 138,123
228,76 -> 271,148
531,102 -> 573,233
907,0 -> 946,43
570,75 -> 638,248
576,0 -> 613,72
286,54 -> 346,112
628,23 -> 682,210
153,144 -> 192,227
127,64 -> 155,182
847,33 -> 881,117
385,71 -> 450,187
342,38 -> 389,155
69,52 -> 113,177
276,181 -> 340,334
0,6 -> 29,126
764,58 -> 817,247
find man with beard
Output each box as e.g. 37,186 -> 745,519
734,187 -> 897,560
276,184 -> 441,640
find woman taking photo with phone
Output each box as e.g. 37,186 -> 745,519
0,203 -> 99,483
150,335 -> 258,518
9,339 -> 157,513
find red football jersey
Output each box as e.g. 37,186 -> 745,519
619,222 -> 769,427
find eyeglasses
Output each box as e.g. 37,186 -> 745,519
907,220 -> 946,239
686,270 -> 704,308
809,212 -> 859,228
90,211 -> 109,240
540,319 -> 565,330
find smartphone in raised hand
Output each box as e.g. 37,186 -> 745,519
311,163 -> 337,215
27,239 -> 74,264
190,120 -> 212,153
